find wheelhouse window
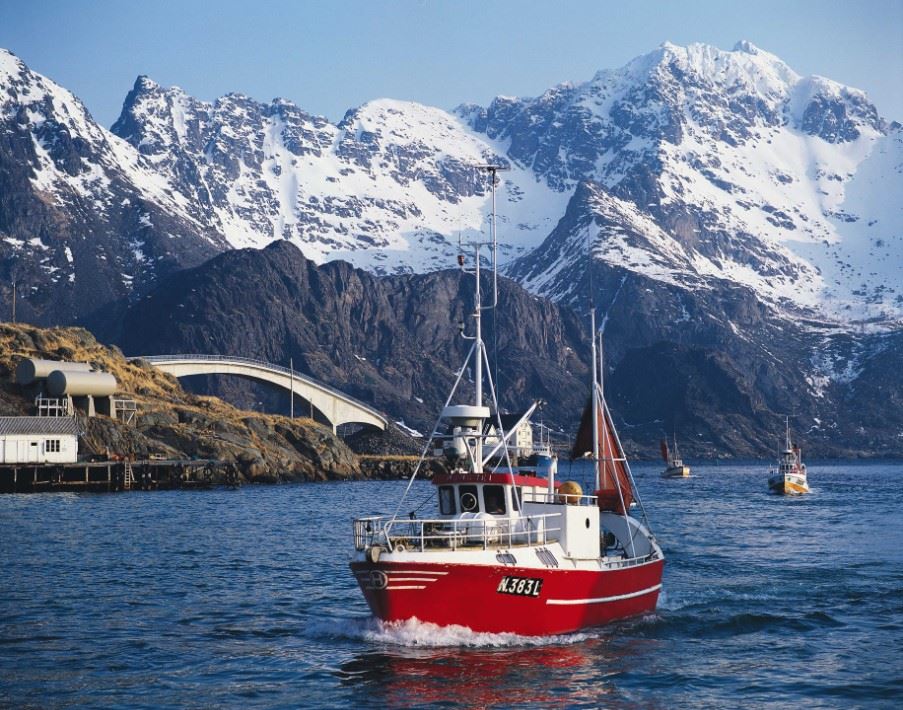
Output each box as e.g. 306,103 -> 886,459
45,439 -> 61,453
439,486 -> 457,515
483,485 -> 506,515
459,485 -> 479,513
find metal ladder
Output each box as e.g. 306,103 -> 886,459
123,460 -> 135,490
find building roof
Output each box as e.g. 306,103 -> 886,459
498,412 -> 532,430
0,416 -> 80,436
483,412 -> 533,434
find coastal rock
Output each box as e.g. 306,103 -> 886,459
0,322 -> 362,482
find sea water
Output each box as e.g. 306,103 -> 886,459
1,462 -> 901,708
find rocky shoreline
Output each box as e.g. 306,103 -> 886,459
0,323 -> 371,484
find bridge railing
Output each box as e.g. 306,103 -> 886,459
136,354 -> 386,425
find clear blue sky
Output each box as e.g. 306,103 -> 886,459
2,0 -> 902,126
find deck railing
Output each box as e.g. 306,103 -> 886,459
353,512 -> 564,553
519,490 -> 599,506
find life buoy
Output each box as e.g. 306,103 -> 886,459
394,542 -> 407,553
461,492 -> 478,512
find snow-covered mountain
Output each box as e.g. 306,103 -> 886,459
0,48 -> 224,323
2,42 -> 901,454
110,78 -> 568,273
2,42 -> 900,327
478,41 -> 902,323
109,40 -> 901,323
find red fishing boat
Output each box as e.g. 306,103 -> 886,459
349,168 -> 664,635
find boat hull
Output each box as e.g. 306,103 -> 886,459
661,465 -> 690,478
350,557 -> 664,636
768,474 -> 809,495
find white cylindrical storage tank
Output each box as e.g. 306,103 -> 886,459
16,358 -> 93,385
46,370 -> 117,396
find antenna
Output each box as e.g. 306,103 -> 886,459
475,164 -> 509,309
476,164 -> 508,414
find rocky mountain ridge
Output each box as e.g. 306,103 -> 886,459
107,242 -> 903,458
109,76 -> 567,273
0,49 -> 224,325
3,42 -> 900,326
474,41 -> 902,324
109,240 -> 592,437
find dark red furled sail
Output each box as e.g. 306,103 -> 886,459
570,397 -> 595,461
660,439 -> 669,462
571,396 -> 634,514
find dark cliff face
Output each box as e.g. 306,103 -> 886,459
112,241 -> 592,434
107,242 -> 903,458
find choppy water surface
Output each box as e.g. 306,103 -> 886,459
1,462 -> 901,708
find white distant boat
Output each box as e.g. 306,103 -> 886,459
767,417 -> 809,495
660,434 -> 690,478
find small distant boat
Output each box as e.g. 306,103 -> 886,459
660,434 -> 690,478
767,417 -> 809,495
530,421 -> 558,480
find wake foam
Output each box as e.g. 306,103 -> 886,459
657,587 -> 777,612
309,616 -> 597,648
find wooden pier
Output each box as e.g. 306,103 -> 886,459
0,459 -> 228,493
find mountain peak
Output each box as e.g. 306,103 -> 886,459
134,74 -> 160,91
0,47 -> 26,81
733,39 -> 762,54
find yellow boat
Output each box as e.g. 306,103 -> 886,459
660,435 -> 691,478
767,418 -> 809,495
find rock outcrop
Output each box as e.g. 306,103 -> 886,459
0,323 -> 361,482
111,240 -> 591,438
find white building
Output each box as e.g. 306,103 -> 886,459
0,417 -> 79,464
485,413 -> 535,459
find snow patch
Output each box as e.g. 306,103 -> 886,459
394,421 -> 424,438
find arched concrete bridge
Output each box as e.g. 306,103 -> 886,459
137,354 -> 387,432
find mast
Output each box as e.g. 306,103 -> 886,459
591,308 -> 600,493
472,240 -> 483,466
388,163 -> 515,520
476,164 -> 508,474
598,329 -> 607,492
